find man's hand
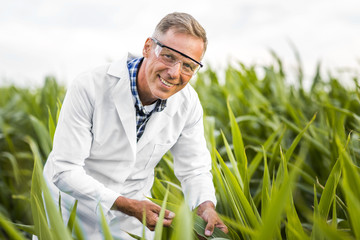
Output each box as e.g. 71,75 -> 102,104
112,196 -> 175,231
197,201 -> 228,237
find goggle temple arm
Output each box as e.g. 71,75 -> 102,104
154,44 -> 162,57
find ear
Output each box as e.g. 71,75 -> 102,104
142,38 -> 152,58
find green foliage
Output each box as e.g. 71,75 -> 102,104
192,56 -> 359,239
1,56 -> 359,239
0,77 -> 65,239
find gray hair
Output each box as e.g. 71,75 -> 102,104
152,12 -> 208,54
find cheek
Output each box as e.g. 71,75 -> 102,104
147,63 -> 162,78
144,64 -> 160,83
180,76 -> 191,86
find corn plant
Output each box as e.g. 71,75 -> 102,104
1,54 -> 359,239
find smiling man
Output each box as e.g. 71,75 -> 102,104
42,12 -> 228,239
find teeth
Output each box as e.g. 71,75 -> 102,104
160,77 -> 174,87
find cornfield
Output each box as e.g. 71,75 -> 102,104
0,54 -> 359,239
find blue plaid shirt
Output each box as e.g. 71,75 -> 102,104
127,57 -> 167,141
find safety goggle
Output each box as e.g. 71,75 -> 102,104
151,37 -> 203,76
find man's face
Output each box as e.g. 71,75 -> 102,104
137,29 -> 204,105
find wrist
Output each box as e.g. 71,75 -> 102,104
112,196 -> 138,217
197,201 -> 215,215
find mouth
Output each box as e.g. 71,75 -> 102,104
159,76 -> 176,88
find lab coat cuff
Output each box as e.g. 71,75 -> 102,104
96,188 -> 121,223
190,195 -> 217,210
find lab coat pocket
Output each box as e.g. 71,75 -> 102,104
145,143 -> 173,170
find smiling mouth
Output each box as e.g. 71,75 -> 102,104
159,76 -> 175,87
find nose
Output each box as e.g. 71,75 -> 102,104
167,62 -> 181,78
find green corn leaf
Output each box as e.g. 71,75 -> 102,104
261,146 -> 271,214
313,217 -> 353,240
56,99 -> 62,123
215,151 -> 260,230
227,99 -> 247,184
28,135 -> 52,240
248,126 -> 282,178
286,191 -> 308,240
285,222 -> 309,240
0,152 -> 20,185
27,136 -> 73,240
332,197 -> 337,229
29,115 -> 52,157
220,214 -> 254,238
211,149 -> 231,217
172,201 -> 193,240
127,232 -> 142,240
67,199 -> 78,232
273,146 -> 286,189
279,116 -> 331,158
99,205 -> 114,240
0,212 -> 27,240
269,126 -> 287,173
285,113 -> 317,161
336,135 -> 360,238
147,198 -> 178,213
311,184 -> 321,240
72,220 -> 85,240
193,215 -> 230,239
214,159 -> 249,236
151,178 -> 180,205
141,206 -> 147,240
14,223 -> 36,236
47,106 -> 56,144
255,155 -> 303,240
154,185 -> 170,240
58,192 -> 62,220
318,159 -> 341,219
221,130 -> 244,189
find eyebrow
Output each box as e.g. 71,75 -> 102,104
151,38 -> 203,68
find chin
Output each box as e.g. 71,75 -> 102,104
152,90 -> 171,101
156,95 -> 170,101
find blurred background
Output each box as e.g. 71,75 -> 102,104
1,0 -> 359,87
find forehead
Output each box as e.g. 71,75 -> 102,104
157,29 -> 204,62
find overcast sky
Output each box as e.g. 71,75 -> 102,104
1,0 -> 359,87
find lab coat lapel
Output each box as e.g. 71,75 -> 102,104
108,57 -> 137,157
137,95 -> 180,152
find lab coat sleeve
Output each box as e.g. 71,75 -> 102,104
170,91 -> 217,210
49,72 -> 120,220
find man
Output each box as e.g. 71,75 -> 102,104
43,12 -> 228,239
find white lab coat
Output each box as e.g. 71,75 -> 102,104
42,53 -> 216,240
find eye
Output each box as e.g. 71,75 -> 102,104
163,54 -> 174,60
160,50 -> 176,62
183,62 -> 194,71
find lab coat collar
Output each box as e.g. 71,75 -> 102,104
108,54 -> 137,159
